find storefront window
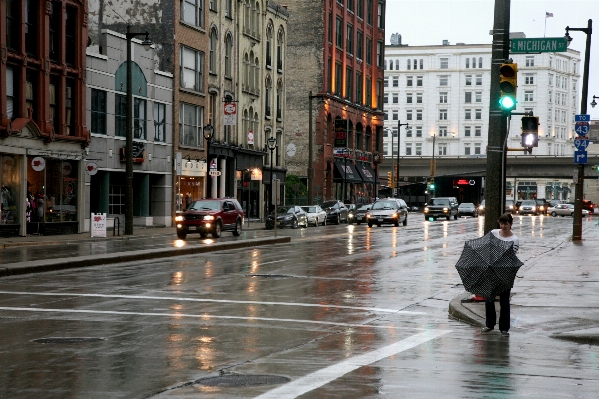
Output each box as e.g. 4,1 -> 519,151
1,155 -> 20,225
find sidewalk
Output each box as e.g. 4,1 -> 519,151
449,224 -> 599,344
0,219 -> 290,277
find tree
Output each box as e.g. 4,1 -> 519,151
285,174 -> 307,202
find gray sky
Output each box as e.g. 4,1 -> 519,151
385,0 -> 599,119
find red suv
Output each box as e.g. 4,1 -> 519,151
175,198 -> 244,239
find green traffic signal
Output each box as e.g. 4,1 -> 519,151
499,62 -> 518,112
430,183 -> 436,190
499,95 -> 516,110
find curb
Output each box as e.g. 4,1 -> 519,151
448,292 -> 486,326
0,236 -> 290,277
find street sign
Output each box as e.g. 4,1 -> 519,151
574,150 -> 588,164
575,114 -> 591,122
575,122 -> 590,136
209,170 -> 221,176
510,37 -> 568,53
574,138 -> 589,150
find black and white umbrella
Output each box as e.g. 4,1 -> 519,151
455,231 -> 523,299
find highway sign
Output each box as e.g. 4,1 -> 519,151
510,37 -> 568,53
574,138 -> 589,150
575,122 -> 590,136
575,114 -> 591,122
574,150 -> 588,164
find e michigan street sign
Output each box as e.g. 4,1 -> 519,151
510,37 -> 568,53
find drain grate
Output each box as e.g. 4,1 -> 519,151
195,374 -> 290,387
34,337 -> 105,344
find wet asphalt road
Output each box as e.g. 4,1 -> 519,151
0,216 -> 598,398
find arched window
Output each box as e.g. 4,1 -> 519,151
254,57 -> 260,92
253,2 -> 260,37
277,29 -> 284,71
209,27 -> 218,73
244,53 -> 250,89
407,59 -> 411,70
419,59 -> 423,69
365,127 -> 371,152
465,58 -> 469,68
265,75 -> 272,117
266,24 -> 273,67
225,33 -> 233,78
472,57 -> 476,68
395,59 -> 399,69
276,80 -> 282,119
478,57 -> 483,68
388,60 -> 392,70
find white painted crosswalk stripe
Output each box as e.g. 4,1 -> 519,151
254,330 -> 452,399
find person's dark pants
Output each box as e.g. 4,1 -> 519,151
485,289 -> 511,332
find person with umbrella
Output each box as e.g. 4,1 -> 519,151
455,212 -> 522,336
482,213 -> 519,335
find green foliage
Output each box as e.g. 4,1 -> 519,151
285,174 -> 307,199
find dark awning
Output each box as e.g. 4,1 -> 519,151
356,163 -> 376,184
333,159 -> 363,184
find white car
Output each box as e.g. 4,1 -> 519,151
301,205 -> 327,226
547,203 -> 590,217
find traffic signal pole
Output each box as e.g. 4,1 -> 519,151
485,0 -> 511,235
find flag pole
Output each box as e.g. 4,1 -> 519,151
544,14 -> 547,37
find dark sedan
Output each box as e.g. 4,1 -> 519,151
458,202 -> 478,217
265,205 -> 308,229
353,204 -> 373,225
321,200 -> 349,224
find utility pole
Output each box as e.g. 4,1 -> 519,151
484,0 -> 511,234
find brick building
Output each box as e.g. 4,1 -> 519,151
1,0 -> 89,237
284,0 -> 386,204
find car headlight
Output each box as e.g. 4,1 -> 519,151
348,214 -> 354,218
392,213 -> 398,218
443,207 -> 449,213
175,216 -> 184,222
424,207 -> 429,213
366,213 -> 372,218
479,205 -> 484,210
204,215 -> 215,221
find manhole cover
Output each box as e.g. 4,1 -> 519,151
195,374 -> 290,387
33,337 -> 105,344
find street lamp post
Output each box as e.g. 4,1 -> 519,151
125,26 -> 152,235
342,147 -> 350,201
565,20 -> 593,241
373,153 -> 380,200
267,137 -> 277,235
203,124 -> 214,197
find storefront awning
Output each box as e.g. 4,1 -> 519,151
333,159 -> 363,184
356,163 -> 376,184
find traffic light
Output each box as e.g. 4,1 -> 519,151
499,62 -> 518,112
429,178 -> 435,191
387,171 -> 394,188
591,165 -> 599,171
521,116 -> 539,148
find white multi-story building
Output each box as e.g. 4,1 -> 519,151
383,38 -> 581,160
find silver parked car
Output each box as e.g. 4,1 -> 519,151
301,205 -> 327,226
458,202 -> 478,217
366,198 -> 409,227
547,203 -> 589,217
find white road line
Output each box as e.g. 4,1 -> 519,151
0,291 -> 424,315
0,307 -> 416,329
254,330 -> 452,399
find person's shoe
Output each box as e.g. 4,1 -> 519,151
501,331 -> 510,336
481,327 -> 493,333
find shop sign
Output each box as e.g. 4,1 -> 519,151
181,160 -> 207,177
251,168 -> 262,180
334,119 -> 348,147
224,103 -> 237,126
248,130 -> 254,145
85,162 -> 99,176
91,213 -> 107,238
31,157 -> 46,172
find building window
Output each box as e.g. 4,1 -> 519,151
407,59 -> 411,70
440,57 -> 449,69
405,143 -> 412,155
328,12 -> 333,43
366,0 -> 373,24
335,62 -> 343,96
439,75 -> 448,86
378,1 -> 385,28
356,72 -> 363,103
416,109 -> 422,120
525,91 -> 534,102
366,37 -> 372,65
439,92 -> 447,103
384,77 -> 388,87
393,93 -> 399,103
347,24 -> 353,55
348,0 -> 354,12
416,126 -> 422,137
478,57 -> 483,68
438,144 -> 447,156
109,184 -> 126,215
133,98 -> 147,140
464,143 -> 471,155
419,59 -> 424,69
465,109 -> 471,120
209,28 -> 218,73
6,67 -> 15,119
474,143 -> 481,154
179,102 -> 204,148
336,17 -> 344,49
465,92 -> 472,103
475,109 -> 482,119
383,93 -> 388,104
346,66 -> 353,101
115,94 -> 126,137
180,46 -> 205,92
416,76 -> 423,86
406,127 -> 412,137
465,75 -> 472,86
225,0 -> 232,17
439,109 -> 447,120
392,110 -> 398,120
357,0 -> 363,18
549,74 -> 553,86
416,93 -> 422,103
377,41 -> 384,68
439,126 -> 448,137
64,6 -> 77,66
182,0 -> 204,28
393,76 -> 399,87
91,89 -> 107,135
475,91 -> 482,103
406,109 -> 412,120
356,30 -> 363,60
526,56 -> 535,67
465,58 -> 469,68
209,0 -> 217,11
154,102 -> 166,142
464,126 -> 471,137
266,26 -> 273,68
476,74 -> 482,85
415,143 -> 422,155
475,126 -> 481,136
406,93 -> 412,104
407,76 -> 413,86
525,74 -> 534,84
225,34 -> 233,78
